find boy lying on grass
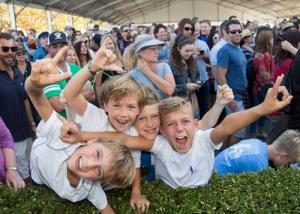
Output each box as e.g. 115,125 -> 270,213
25,46 -> 135,214
61,75 -> 292,189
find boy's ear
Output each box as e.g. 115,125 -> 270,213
103,103 -> 109,112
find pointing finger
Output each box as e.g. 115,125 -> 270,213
53,46 -> 69,65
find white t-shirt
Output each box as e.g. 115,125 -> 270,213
150,129 -> 222,189
31,112 -> 107,210
75,102 -> 141,168
209,39 -> 227,66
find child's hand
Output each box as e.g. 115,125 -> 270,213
130,194 -> 150,213
60,121 -> 82,144
260,75 -> 293,114
91,40 -> 116,72
216,84 -> 234,106
6,170 -> 25,190
30,46 -> 71,88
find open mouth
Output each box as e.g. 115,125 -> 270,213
116,119 -> 129,126
175,136 -> 188,149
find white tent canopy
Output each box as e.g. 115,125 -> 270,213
2,0 -> 300,25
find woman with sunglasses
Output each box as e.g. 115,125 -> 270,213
177,18 -> 195,37
14,47 -> 31,79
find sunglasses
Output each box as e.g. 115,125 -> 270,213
184,27 -> 194,32
229,30 -> 242,34
1,46 -> 18,53
213,36 -> 220,40
16,51 -> 25,56
123,29 -> 129,33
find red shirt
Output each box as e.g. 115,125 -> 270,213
273,58 -> 293,81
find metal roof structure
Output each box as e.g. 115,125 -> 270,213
4,0 -> 300,24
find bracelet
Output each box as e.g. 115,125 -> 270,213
87,60 -> 98,75
7,166 -> 17,171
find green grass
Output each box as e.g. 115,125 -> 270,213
1,168 -> 300,213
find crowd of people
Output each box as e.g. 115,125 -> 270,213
1,15 -> 300,213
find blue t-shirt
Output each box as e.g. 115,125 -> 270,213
214,139 -> 268,177
129,63 -> 173,99
217,43 -> 248,92
0,67 -> 31,142
33,46 -> 47,62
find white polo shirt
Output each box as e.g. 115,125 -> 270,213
31,112 -> 107,210
151,129 -> 222,188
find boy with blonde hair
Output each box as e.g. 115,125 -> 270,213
61,76 -> 292,189
63,40 -> 149,212
26,47 -> 135,214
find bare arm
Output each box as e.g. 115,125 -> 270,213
216,66 -> 228,85
3,148 -> 25,189
137,59 -> 175,96
25,46 -> 71,122
48,96 -> 66,112
100,204 -> 115,214
211,75 -> 293,145
60,122 -> 154,151
198,84 -> 234,130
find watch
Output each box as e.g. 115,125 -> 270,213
7,166 -> 17,171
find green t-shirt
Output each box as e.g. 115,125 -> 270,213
43,63 -> 81,118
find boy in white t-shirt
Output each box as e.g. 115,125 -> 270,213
62,75 -> 292,189
63,39 -> 149,211
25,47 -> 136,214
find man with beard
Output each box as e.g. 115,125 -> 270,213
0,33 -> 35,181
217,20 -> 248,148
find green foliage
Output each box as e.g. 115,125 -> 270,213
1,168 -> 300,213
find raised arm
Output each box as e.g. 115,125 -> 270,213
198,84 -> 234,130
25,46 -> 71,122
64,39 -> 118,115
211,75 -> 293,145
60,121 -> 154,151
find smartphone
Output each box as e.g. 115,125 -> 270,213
196,80 -> 204,86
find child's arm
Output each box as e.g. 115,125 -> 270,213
198,84 -> 233,130
100,204 -> 115,214
130,169 -> 150,213
25,47 -> 71,122
211,75 -> 292,145
60,121 -> 154,151
64,39 -> 118,116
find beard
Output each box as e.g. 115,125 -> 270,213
0,54 -> 15,67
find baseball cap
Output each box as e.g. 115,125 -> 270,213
38,31 -> 49,40
48,31 -> 67,46
91,33 -> 102,47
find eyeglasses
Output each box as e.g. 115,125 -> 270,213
184,27 -> 194,32
1,46 -> 18,53
16,52 -> 25,56
228,30 -> 242,34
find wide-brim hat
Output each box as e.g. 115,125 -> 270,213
134,35 -> 165,53
241,29 -> 252,39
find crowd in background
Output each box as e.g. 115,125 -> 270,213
1,14 -> 300,212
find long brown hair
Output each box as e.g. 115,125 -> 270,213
255,30 -> 273,54
170,34 -> 196,74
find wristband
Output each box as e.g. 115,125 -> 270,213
87,60 -> 98,75
7,166 -> 17,171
